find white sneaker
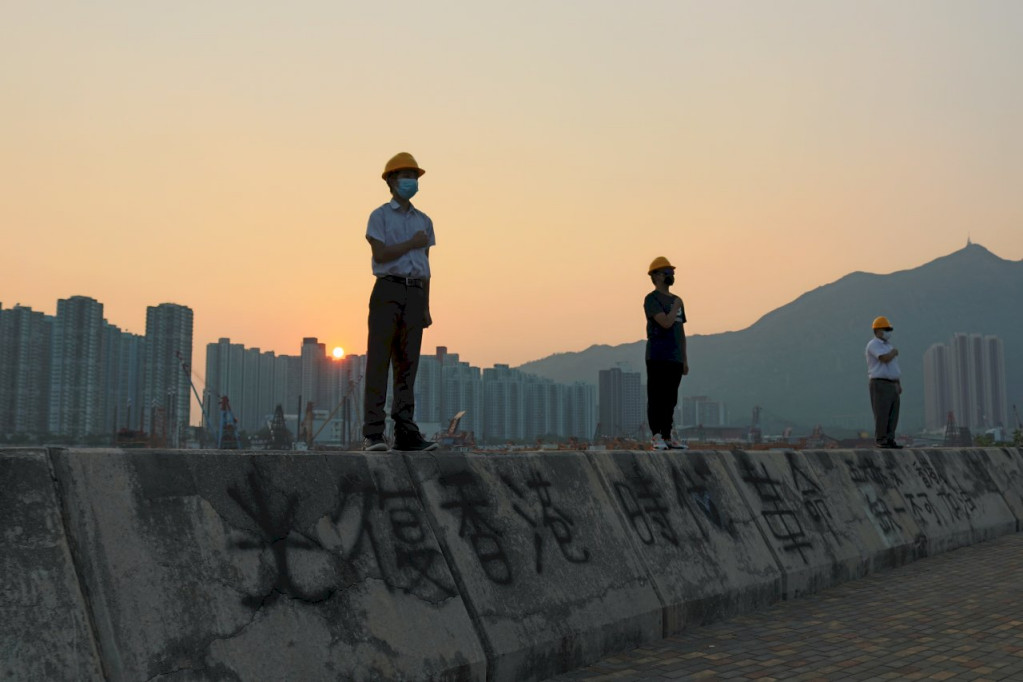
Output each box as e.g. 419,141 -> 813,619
667,438 -> 688,450
651,434 -> 668,450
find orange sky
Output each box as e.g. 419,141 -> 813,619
3,2 -> 1022,390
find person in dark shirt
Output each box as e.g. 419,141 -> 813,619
644,256 -> 689,450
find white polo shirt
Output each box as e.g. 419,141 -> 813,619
865,337 -> 901,380
366,199 -> 435,278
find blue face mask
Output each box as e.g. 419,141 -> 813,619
395,177 -> 419,200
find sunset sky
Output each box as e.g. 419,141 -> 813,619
4,2 -> 1022,385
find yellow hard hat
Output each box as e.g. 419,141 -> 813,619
648,256 -> 674,274
872,316 -> 893,330
382,152 -> 425,180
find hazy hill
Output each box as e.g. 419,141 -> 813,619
517,243 -> 1023,434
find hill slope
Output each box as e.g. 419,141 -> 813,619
518,243 -> 1023,433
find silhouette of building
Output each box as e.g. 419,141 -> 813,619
924,333 -> 1008,431
598,367 -> 643,438
204,337 -> 365,444
416,347 -> 483,437
206,338 -> 295,434
482,364 -> 525,442
680,395 -> 727,428
103,322 -> 144,433
477,362 -> 594,444
48,296 -> 107,439
563,381 -> 597,441
3,293 -> 596,447
142,303 -> 194,445
923,343 -> 953,431
0,304 -> 53,435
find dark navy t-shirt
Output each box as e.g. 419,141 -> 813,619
644,290 -> 686,362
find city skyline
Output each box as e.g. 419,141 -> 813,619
4,282 -> 1017,442
3,2 -> 1022,375
1,295 -> 607,444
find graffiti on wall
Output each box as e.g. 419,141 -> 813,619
228,471 -> 337,607
437,466 -> 591,584
329,470 -> 456,602
613,461 -> 678,547
738,456 -> 815,563
227,466 -> 456,609
609,456 -> 736,551
845,453 -> 978,533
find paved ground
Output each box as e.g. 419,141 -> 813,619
551,533 -> 1023,681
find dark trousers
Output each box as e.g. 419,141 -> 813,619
869,379 -> 900,445
646,359 -> 685,439
363,279 -> 426,439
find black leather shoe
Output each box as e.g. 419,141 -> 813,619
887,441 -> 904,449
394,434 -> 439,452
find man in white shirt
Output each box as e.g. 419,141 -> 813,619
361,152 -> 438,452
865,316 -> 903,449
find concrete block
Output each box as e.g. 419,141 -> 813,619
0,448 -> 103,681
973,447 -> 1023,528
407,451 -> 663,682
723,449 -> 880,599
587,449 -> 781,634
914,448 -> 1017,545
51,448 -> 485,682
804,449 -> 927,571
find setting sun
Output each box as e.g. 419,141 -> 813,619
332,347 -> 345,359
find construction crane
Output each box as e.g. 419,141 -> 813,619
267,405 -> 292,450
748,406 -> 762,444
943,411 -> 972,448
218,396 -> 241,449
298,401 -> 316,448
308,376 -> 364,449
176,350 -> 215,444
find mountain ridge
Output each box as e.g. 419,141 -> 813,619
517,243 -> 1022,434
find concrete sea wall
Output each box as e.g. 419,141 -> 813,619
2,446 -> 1021,681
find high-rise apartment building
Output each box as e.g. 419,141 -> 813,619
563,381 -> 597,441
142,303 -> 193,444
680,395 -> 727,428
597,367 -> 643,437
204,337 -> 364,444
923,343 -> 953,431
483,364 -> 525,442
401,347 -> 593,444
982,336 -> 1008,432
207,338 -> 292,433
0,304 -> 53,435
416,347 -> 483,437
48,296 -> 106,438
924,333 -> 1008,431
103,322 -> 144,433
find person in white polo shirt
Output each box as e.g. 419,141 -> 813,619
865,315 -> 903,449
361,152 -> 438,452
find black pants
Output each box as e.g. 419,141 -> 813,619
646,359 -> 684,439
362,278 -> 426,439
869,379 -> 900,445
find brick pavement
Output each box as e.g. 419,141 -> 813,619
551,533 -> 1023,681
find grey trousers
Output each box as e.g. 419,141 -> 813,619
362,278 -> 426,439
869,378 -> 900,445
